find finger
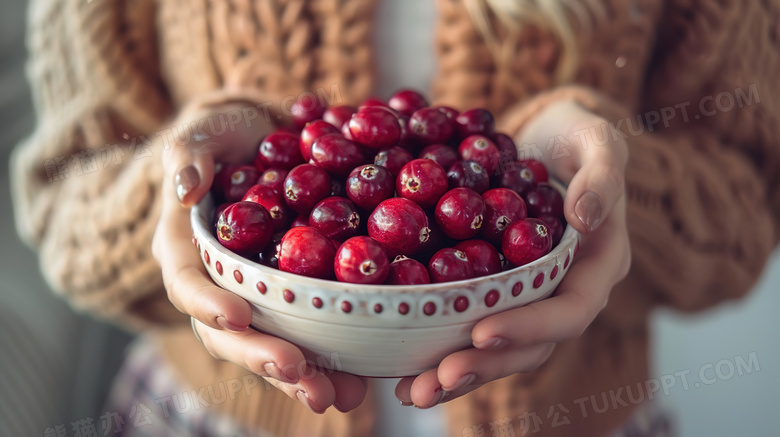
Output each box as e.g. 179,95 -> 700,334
326,372 -> 368,412
406,368 -> 444,409
395,377 -> 415,406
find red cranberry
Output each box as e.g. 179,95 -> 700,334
323,105 -> 357,129
447,160 -> 490,194
386,256 -> 431,285
341,121 -> 355,141
214,202 -> 231,223
374,146 -> 414,177
455,108 -> 495,139
388,89 -> 429,117
257,131 -> 304,170
525,183 -> 564,218
290,214 -> 309,228
419,143 -> 459,171
256,168 -> 288,196
415,213 -> 451,263
346,164 -> 395,211
334,236 -> 390,284
492,162 -> 537,196
408,107 -> 454,145
212,163 -> 240,199
359,98 -> 390,109
348,107 -> 401,148
216,202 -> 274,256
454,240 -> 502,277
224,165 -> 261,202
428,248 -> 474,283
481,188 -> 527,246
395,115 -> 419,152
396,159 -> 449,209
283,164 -> 331,214
458,135 -> 500,176
537,214 -> 564,247
435,106 -> 459,121
242,185 -> 292,232
278,226 -> 336,279
310,133 -> 366,176
300,120 -> 340,162
434,188 -> 486,240
290,94 -> 326,129
258,232 -> 284,269
309,197 -> 362,241
502,218 -> 552,266
368,198 -> 430,256
492,133 -> 519,162
520,159 -> 549,183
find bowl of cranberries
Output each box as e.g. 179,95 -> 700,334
190,90 -> 580,377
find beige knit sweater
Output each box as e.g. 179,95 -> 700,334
11,0 -> 780,436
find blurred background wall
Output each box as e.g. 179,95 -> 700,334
0,0 -> 777,436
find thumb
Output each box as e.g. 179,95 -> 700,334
563,159 -> 626,235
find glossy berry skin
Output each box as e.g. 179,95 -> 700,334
458,135 -> 500,176
396,159 -> 449,209
300,120 -> 340,162
537,214 -> 564,247
520,159 -> 549,183
224,166 -> 261,202
242,185 -> 292,232
283,164 -> 331,214
435,106 -> 459,121
386,256 -> 431,285
374,146 -> 414,177
257,131 -> 304,170
480,188 -> 527,246
309,197 -> 362,241
290,214 -> 309,228
214,202 -> 231,223
428,248 -> 474,283
492,162 -> 537,196
278,226 -> 336,279
348,106 -> 401,148
310,133 -> 366,176
502,218 -> 552,266
334,236 -> 390,284
435,187 -> 486,240
408,107 -> 454,145
368,198 -> 431,256
492,133 -> 519,162
388,89 -> 429,117
323,105 -> 357,130
455,108 -> 495,139
525,183 -> 564,218
290,95 -> 326,129
359,98 -> 391,110
346,164 -> 395,211
212,163 -> 240,198
419,143 -> 459,172
447,160 -> 490,194
454,239 -> 502,277
216,202 -> 274,256
258,232 -> 284,269
256,168 -> 288,196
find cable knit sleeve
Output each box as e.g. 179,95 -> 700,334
9,0 -> 182,329
499,0 -> 780,315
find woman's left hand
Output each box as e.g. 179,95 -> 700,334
395,101 -> 632,408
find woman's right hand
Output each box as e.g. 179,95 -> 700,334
151,102 -> 368,414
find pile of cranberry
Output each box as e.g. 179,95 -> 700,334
211,90 -> 565,285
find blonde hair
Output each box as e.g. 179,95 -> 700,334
465,0 -> 606,84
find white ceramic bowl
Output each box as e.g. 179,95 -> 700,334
191,184 -> 580,377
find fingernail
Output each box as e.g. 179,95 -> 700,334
263,362 -> 298,384
444,373 -> 475,392
474,337 -> 508,350
575,191 -> 603,233
297,390 -> 325,414
430,389 -> 447,407
333,400 -> 348,413
399,401 -> 414,407
216,316 -> 247,332
175,165 -> 200,202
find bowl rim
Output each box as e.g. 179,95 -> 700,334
192,180 -> 578,295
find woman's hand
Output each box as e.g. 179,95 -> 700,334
395,101 -> 631,408
151,102 -> 368,414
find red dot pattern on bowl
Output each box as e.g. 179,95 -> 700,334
234,270 -> 243,284
485,290 -> 499,307
256,281 -> 267,294
564,254 -> 570,269
423,302 -> 436,316
399,302 -> 410,315
512,282 -> 523,296
312,297 -> 323,308
192,236 -> 197,247
454,296 -> 469,312
341,301 -> 353,313
574,241 -> 580,255
204,250 -> 210,265
216,261 -> 223,275
550,265 -> 559,280
283,289 -> 295,303
533,273 -> 544,288
374,303 -> 384,313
